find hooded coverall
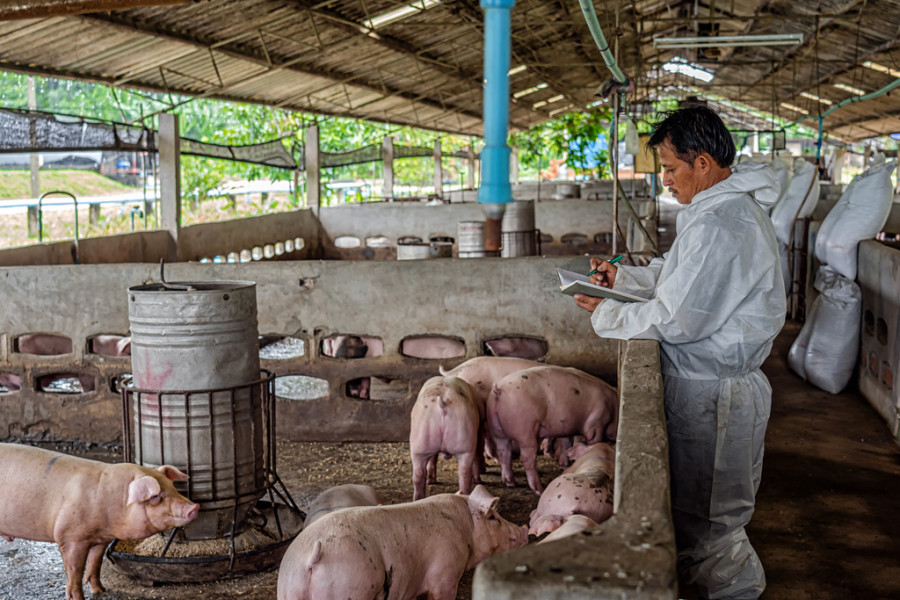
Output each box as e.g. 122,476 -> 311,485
591,162 -> 786,599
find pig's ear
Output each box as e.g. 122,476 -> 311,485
128,475 -> 162,505
467,485 -> 499,515
157,465 -> 189,481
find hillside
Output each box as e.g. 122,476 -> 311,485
0,169 -> 137,199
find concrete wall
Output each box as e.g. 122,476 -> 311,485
858,240 -> 900,440
474,339 -> 676,600
0,256 -> 619,443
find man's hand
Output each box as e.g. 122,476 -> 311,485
574,293 -> 603,313
589,257 -> 618,288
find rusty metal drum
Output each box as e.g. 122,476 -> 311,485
127,281 -> 264,540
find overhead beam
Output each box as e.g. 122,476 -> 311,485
0,0 -> 196,20
79,12 -> 487,126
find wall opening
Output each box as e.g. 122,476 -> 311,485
275,375 -> 329,401
366,236 -> 392,248
259,335 -> 306,360
38,373 -> 95,394
16,333 -> 73,355
864,310 -> 875,336
484,336 -> 548,360
876,318 -> 888,345
89,334 -> 132,357
0,372 -> 21,393
321,335 -> 383,358
398,235 -> 422,244
539,232 -> 554,243
400,335 -> 465,359
334,235 -> 362,249
561,233 -> 588,245
109,373 -> 130,394
346,376 -> 408,401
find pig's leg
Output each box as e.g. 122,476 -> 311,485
426,455 -> 438,484
520,443 -> 543,494
59,541 -> 90,600
412,453 -> 430,500
83,543 -> 106,594
557,437 -> 574,467
456,452 -> 476,495
495,438 -> 516,487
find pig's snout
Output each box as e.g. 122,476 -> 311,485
181,502 -> 200,524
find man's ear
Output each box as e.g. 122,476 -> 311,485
694,153 -> 713,174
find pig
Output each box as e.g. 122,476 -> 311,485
90,335 -> 131,357
277,485 -> 527,600
322,335 -> 383,358
0,372 -> 21,392
304,484 -> 382,527
484,337 -> 548,360
487,365 -> 619,493
536,514 -> 600,544
17,333 -> 72,355
439,356 -> 545,462
401,336 -> 465,359
0,443 -> 199,600
410,376 -> 482,500
528,442 -> 616,535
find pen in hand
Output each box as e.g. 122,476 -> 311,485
586,255 -> 623,277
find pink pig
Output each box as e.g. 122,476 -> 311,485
409,376 -> 482,500
304,484 -> 383,527
277,485 -> 527,600
0,443 -> 199,600
529,442 -> 616,536
487,365 -> 619,493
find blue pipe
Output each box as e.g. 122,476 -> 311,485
478,0 -> 514,226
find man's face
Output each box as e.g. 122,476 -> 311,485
658,141 -> 703,205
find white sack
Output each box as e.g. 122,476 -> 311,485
814,154 -> 895,280
804,266 -> 862,394
787,297 -> 819,379
771,159 -> 820,246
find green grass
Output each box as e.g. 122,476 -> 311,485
0,169 -> 136,199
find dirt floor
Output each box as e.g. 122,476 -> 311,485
0,441 -> 559,600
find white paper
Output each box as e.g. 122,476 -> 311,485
556,268 -> 649,303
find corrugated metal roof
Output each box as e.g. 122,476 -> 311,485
0,0 -> 895,140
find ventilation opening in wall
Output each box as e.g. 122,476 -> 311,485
398,235 -> 422,244
366,236 -> 392,248
540,232 -> 554,244
0,372 -> 21,393
259,335 -> 306,360
15,333 -> 73,355
275,375 -> 329,401
484,336 -> 548,360
429,235 -> 455,244
335,235 -> 361,249
38,373 -> 95,394
346,376 -> 408,401
594,233 -> 613,245
561,233 -> 588,245
89,334 -> 132,357
864,310 -> 875,336
109,373 -> 130,394
321,335 -> 384,358
401,336 -> 465,359
876,318 -> 889,345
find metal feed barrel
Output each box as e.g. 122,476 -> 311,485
128,280 -> 264,540
501,200 -> 537,257
457,220 -> 500,258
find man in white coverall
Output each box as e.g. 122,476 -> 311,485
574,105 -> 786,599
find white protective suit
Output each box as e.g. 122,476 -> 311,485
591,162 -> 786,599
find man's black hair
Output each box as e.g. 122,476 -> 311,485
648,104 -> 736,168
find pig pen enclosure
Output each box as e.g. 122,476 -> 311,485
0,258 -> 674,599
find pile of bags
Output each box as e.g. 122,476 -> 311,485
787,154 -> 895,393
771,158 -> 820,296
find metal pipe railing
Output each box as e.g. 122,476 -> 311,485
37,190 -> 79,263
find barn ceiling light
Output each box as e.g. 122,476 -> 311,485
662,57 -> 714,83
364,0 -> 440,29
549,105 -> 573,117
508,64 -> 528,76
533,100 -> 548,109
780,102 -> 809,115
546,94 -> 565,103
513,82 -> 548,98
799,92 -> 833,106
863,61 -> 900,79
833,82 -> 867,96
653,33 -> 803,48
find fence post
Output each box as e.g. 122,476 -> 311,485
466,145 -> 475,189
383,136 -> 394,201
433,139 -> 442,199
158,113 -> 181,261
305,125 -> 320,215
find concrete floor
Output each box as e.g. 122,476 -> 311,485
679,320 -> 900,600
